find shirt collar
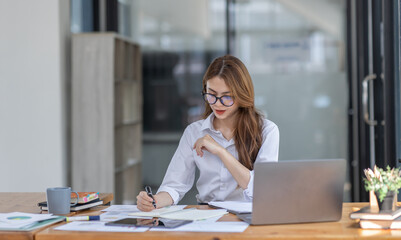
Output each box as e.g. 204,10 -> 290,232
201,113 -> 235,146
200,113 -> 216,132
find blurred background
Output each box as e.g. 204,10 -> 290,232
1,0 -> 400,205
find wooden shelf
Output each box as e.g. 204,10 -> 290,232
72,33 -> 142,204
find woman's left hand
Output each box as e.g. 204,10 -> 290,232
193,134 -> 224,157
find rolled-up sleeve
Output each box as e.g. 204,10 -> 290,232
157,126 -> 196,205
243,121 -> 279,201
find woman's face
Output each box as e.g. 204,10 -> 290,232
205,76 -> 239,121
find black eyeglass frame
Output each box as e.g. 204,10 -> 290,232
202,92 -> 235,107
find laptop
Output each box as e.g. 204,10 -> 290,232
237,159 -> 346,225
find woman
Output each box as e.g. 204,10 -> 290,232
136,55 -> 279,211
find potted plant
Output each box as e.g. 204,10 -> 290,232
363,165 -> 401,211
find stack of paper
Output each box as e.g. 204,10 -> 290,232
101,205 -> 142,212
160,209 -> 228,221
129,207 -> 228,221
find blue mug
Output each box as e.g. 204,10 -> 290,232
46,187 -> 78,215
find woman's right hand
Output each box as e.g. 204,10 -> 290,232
136,191 -> 156,212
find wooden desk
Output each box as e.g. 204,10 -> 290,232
34,202 -> 401,240
3,193 -> 401,239
0,192 -> 113,240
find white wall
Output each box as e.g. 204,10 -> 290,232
0,0 -> 70,191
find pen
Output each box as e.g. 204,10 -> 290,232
145,185 -> 157,208
65,216 -> 100,222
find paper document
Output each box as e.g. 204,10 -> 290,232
128,205 -> 186,218
150,221 -> 249,232
55,221 -> 148,232
194,216 -> 222,223
160,209 -> 228,221
100,212 -> 152,222
208,201 -> 252,214
0,212 -> 59,230
101,205 -> 140,212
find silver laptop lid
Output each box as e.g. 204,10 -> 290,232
252,159 -> 346,225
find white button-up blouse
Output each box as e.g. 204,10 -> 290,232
157,113 -> 279,204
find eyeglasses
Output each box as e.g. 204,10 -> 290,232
202,92 -> 234,107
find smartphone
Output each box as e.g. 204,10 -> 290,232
105,218 -> 192,228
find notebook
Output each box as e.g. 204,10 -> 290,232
237,159 -> 346,225
350,206 -> 401,220
38,199 -> 103,211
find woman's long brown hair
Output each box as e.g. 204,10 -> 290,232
202,55 -> 263,170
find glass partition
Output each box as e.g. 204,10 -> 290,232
234,0 -> 348,161
233,0 -> 349,200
